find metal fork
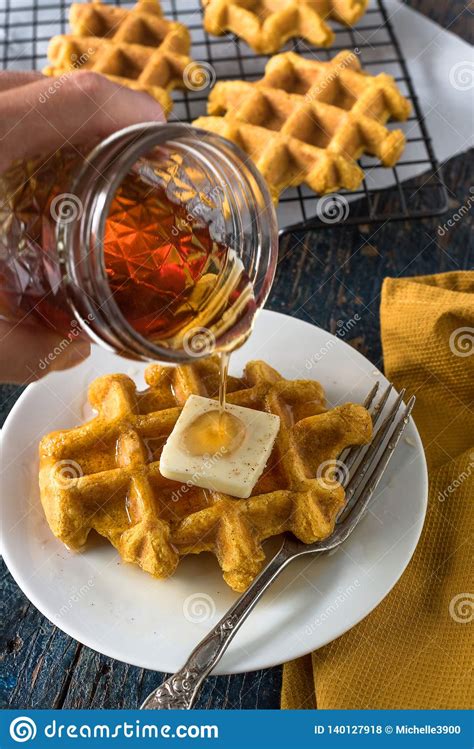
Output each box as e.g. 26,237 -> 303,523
141,382 -> 415,710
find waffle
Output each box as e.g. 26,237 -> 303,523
202,0 -> 369,53
39,357 -> 372,592
43,0 -> 195,113
193,51 -> 411,202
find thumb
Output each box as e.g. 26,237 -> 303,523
0,71 -> 166,173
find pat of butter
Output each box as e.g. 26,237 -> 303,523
160,395 -> 280,499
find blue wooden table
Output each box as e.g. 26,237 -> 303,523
1,0 -> 472,710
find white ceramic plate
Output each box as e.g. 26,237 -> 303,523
0,310 -> 428,674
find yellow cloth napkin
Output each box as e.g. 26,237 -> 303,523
282,271 -> 474,709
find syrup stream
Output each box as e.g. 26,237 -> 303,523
219,351 -> 230,415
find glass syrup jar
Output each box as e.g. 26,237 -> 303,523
0,123 -> 278,363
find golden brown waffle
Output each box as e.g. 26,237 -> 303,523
39,358 -> 372,591
193,51 -> 411,202
203,0 -> 368,53
43,0 -> 195,113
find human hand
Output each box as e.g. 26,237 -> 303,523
0,71 -> 165,383
0,70 -> 165,172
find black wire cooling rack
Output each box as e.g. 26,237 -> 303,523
0,0 -> 448,233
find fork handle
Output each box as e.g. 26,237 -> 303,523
140,543 -> 293,710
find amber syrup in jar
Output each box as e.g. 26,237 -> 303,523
102,170 -> 255,356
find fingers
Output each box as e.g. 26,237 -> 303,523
0,319 -> 91,384
0,71 -> 45,91
47,339 -> 91,376
0,71 -> 166,173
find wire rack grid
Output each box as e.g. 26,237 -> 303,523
0,0 -> 448,233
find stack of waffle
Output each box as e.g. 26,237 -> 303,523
39,357 -> 372,592
194,51 -> 411,201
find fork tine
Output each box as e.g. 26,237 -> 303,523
371,383 -> 393,427
363,382 -> 380,410
335,396 -> 416,540
339,382 -> 381,482
343,386 -> 406,504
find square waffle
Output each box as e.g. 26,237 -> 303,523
39,357 -> 372,592
193,50 -> 411,202
43,0 -> 196,114
202,0 -> 369,53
